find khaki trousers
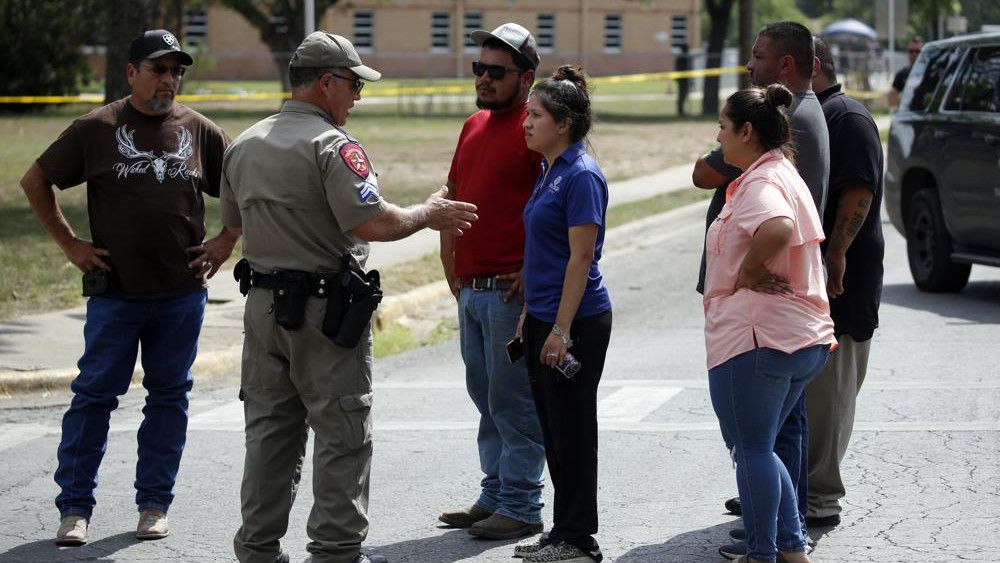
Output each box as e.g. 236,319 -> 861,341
234,288 -> 374,563
805,334 -> 871,518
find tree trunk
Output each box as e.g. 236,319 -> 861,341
702,0 -> 735,116
738,0 -> 753,90
105,0 -> 161,103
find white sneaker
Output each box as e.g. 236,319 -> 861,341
136,508 -> 170,540
55,515 -> 88,546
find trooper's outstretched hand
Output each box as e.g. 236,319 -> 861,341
425,186 -> 478,236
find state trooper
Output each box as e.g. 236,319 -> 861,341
220,32 -> 478,563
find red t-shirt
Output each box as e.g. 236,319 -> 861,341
447,105 -> 541,278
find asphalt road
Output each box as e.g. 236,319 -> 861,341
1,202 -> 998,563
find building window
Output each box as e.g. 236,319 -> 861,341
432,11 -> 451,52
670,15 -> 688,52
353,11 -> 373,52
537,13 -> 555,53
464,11 -> 482,52
183,8 -> 208,48
604,14 -> 622,53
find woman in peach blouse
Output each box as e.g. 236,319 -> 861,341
704,84 -> 836,563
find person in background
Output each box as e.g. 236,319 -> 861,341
805,37 -> 885,530
889,36 -> 923,109
515,65 -> 612,563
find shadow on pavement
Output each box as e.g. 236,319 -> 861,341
879,281 -> 1000,325
372,527 -> 519,563
0,531 -> 138,563
616,520 -> 740,562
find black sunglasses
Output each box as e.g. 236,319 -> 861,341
331,73 -> 364,94
143,62 -> 186,77
472,61 -> 522,80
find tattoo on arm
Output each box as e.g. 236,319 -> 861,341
828,191 -> 873,254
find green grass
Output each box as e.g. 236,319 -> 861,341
0,93 -> 719,320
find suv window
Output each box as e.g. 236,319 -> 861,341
902,46 -> 962,112
944,46 -> 1000,113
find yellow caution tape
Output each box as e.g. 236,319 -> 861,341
0,66 -> 888,104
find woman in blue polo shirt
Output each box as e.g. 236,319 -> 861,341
514,65 -> 612,563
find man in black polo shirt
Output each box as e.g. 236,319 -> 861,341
805,37 -> 885,529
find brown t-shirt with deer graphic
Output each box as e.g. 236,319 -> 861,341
37,98 -> 229,298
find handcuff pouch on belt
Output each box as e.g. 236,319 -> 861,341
233,256 -> 382,348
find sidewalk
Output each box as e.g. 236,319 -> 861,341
0,160 -> 701,394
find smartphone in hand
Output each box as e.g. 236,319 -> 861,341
505,338 -> 524,363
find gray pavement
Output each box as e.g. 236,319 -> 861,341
0,198 -> 998,562
0,161 -> 700,393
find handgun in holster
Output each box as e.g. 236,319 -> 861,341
323,254 -> 383,348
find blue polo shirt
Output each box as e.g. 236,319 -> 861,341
522,142 -> 612,322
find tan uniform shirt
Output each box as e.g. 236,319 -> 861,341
220,100 -> 387,272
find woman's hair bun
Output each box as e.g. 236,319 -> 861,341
764,83 -> 794,109
551,64 -> 588,93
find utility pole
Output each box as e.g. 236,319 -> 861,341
305,0 -> 315,36
738,0 -> 753,89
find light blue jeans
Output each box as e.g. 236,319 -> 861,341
458,287 -> 545,523
709,345 -> 829,562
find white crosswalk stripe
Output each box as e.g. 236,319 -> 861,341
4,378 -> 999,453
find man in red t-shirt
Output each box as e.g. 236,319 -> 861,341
438,23 -> 546,541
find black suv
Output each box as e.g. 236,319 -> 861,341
885,32 -> 1000,292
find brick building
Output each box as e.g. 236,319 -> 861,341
176,0 -> 699,80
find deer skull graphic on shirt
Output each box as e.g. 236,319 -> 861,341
114,125 -> 195,183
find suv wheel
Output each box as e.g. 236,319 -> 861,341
906,188 -> 971,292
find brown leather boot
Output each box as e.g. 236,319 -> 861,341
438,505 -> 492,528
468,513 -> 543,540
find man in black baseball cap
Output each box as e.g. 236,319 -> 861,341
127,29 -> 193,115
130,29 -> 194,66
21,26 -> 233,546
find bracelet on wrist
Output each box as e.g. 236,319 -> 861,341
550,324 -> 573,348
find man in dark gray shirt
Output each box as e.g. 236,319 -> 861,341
692,21 -> 829,558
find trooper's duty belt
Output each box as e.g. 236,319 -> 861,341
234,256 -> 382,349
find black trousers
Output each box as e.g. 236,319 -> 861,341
523,309 -> 612,559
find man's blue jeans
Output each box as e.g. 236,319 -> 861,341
55,289 -> 206,519
458,287 -> 545,523
709,345 -> 829,563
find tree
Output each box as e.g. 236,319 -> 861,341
104,0 -> 162,102
703,0 -> 737,116
219,0 -> 340,90
0,0 -> 104,108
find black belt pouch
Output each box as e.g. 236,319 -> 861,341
273,272 -> 310,330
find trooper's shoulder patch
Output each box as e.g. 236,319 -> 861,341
339,142 -> 371,179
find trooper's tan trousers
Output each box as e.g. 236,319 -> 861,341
805,334 -> 871,519
234,288 -> 374,563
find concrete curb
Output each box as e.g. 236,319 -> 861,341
0,193 -> 708,395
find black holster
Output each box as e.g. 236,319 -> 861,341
323,254 -> 382,348
234,258 -> 252,296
